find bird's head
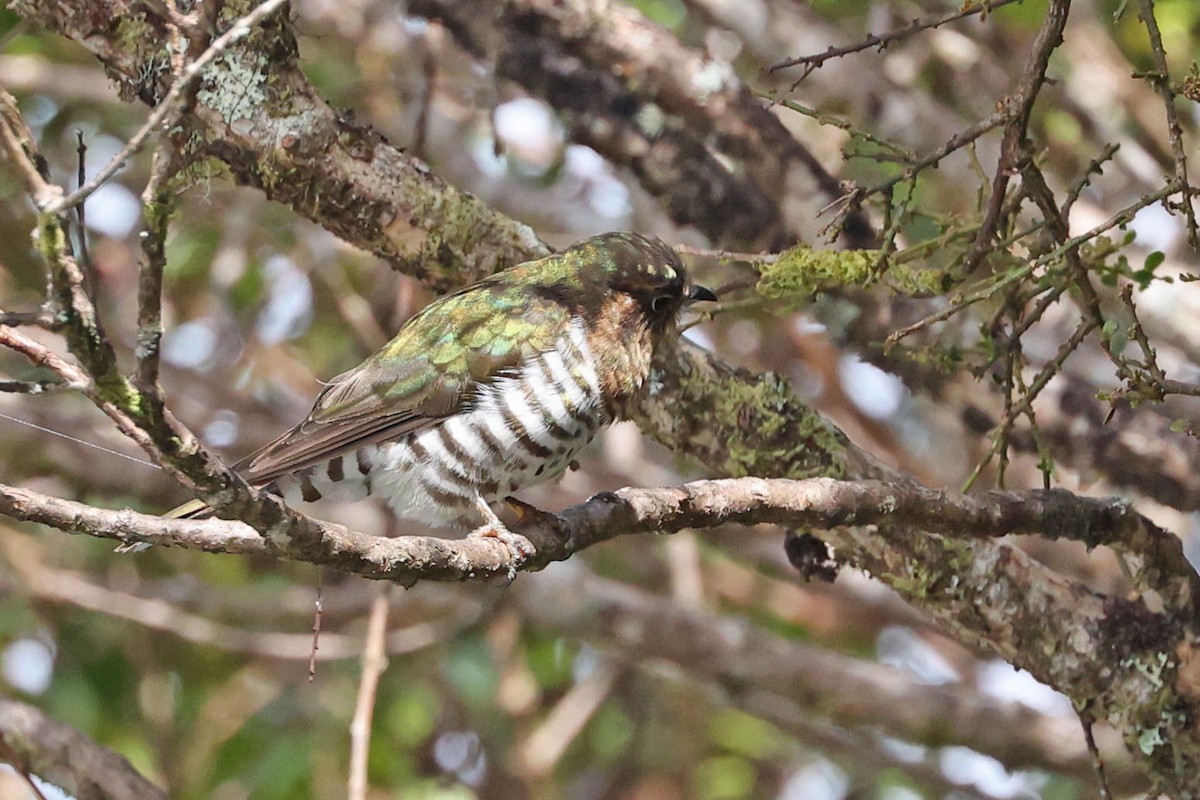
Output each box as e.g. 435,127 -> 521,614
555,232 -> 717,328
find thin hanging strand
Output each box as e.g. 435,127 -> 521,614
0,410 -> 161,470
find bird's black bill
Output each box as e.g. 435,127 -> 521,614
686,284 -> 718,302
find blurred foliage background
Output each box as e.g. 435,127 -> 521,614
3,0 -> 1200,798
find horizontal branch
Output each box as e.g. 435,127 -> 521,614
1,476 -> 1191,595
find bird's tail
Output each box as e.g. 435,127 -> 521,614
163,498 -> 214,520
117,497 -> 214,552
164,479 -> 279,520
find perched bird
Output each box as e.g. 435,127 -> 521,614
170,232 -> 716,551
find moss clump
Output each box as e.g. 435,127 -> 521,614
884,536 -> 976,600
757,246 -> 951,307
664,358 -> 852,480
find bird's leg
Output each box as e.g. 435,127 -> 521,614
468,493 -> 533,580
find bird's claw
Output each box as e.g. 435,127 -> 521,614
470,494 -> 534,583
469,521 -> 533,583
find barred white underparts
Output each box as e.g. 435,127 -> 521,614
274,319 -> 611,528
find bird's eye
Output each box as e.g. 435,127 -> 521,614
650,295 -> 672,313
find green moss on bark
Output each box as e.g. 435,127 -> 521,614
758,246 -> 951,307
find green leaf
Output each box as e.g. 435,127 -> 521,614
1109,329 -> 1129,356
693,755 -> 756,800
708,709 -> 782,758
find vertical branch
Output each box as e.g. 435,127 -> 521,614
0,93 -> 122,390
962,0 -> 1072,274
36,212 -> 124,396
347,584 -> 392,800
135,142 -> 178,392
73,131 -> 93,279
0,83 -> 247,510
1135,0 -> 1198,248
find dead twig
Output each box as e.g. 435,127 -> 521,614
770,0 -> 1022,79
1134,0 -> 1198,248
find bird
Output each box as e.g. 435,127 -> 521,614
168,232 -> 717,555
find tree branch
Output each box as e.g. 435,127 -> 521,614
517,563 -> 1141,793
769,0 -> 1022,78
962,0 -> 1072,275
410,0 -> 875,248
1135,0 -> 1198,248
0,697 -> 168,800
12,0 -> 547,291
10,0 -> 1200,790
2,476 -> 1192,602
47,0 -> 292,214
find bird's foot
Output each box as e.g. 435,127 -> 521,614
470,496 -> 533,583
468,522 -> 533,584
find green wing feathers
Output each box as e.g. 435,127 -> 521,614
238,272 -> 570,485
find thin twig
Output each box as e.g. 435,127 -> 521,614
763,93 -> 913,159
1106,283 -> 1200,399
73,131 -> 93,279
348,584 -> 392,800
1080,713 -> 1113,800
886,183 -> 1177,346
833,108 -> 1009,223
0,379 -> 67,394
963,316 -> 1098,492
0,324 -> 170,472
961,0 -> 1072,276
1135,0 -> 1198,248
48,0 -> 291,214
1062,143 -> 1120,217
1119,284 -> 1166,384
0,326 -> 92,391
769,0 -> 1022,75
309,570 -> 323,681
674,243 -> 777,264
